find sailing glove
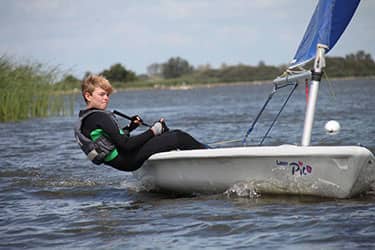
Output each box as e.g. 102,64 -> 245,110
129,115 -> 143,130
151,119 -> 169,135
123,115 -> 143,132
151,122 -> 163,135
161,120 -> 169,132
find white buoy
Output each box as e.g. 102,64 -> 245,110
325,120 -> 341,134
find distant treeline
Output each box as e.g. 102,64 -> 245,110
194,50 -> 375,82
1,50 -> 374,122
59,50 -> 375,89
321,50 -> 375,77
150,50 -> 375,81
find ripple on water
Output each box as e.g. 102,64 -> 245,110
1,80 -> 375,249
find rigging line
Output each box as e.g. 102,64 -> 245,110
305,78 -> 309,104
242,86 -> 276,146
208,138 -> 242,147
259,82 -> 298,146
275,82 -> 296,90
323,71 -> 337,101
241,81 -> 297,146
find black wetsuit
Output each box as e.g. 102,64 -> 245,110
79,108 -> 206,171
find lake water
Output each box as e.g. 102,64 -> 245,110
1,79 -> 375,249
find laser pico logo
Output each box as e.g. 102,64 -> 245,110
276,160 -> 313,176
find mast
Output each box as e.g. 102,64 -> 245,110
273,0 -> 360,146
301,44 -> 327,146
273,44 -> 327,146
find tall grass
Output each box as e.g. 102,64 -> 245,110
0,56 -> 75,122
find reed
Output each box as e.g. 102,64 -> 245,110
0,56 -> 75,122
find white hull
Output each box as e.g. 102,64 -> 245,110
133,145 -> 375,198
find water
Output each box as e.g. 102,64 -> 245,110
1,79 -> 375,249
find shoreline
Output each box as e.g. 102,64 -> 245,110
54,76 -> 375,95
116,75 -> 375,92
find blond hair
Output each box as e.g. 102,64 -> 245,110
81,75 -> 113,103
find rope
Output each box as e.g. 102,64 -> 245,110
259,82 -> 298,145
208,138 -> 243,147
210,69 -> 307,147
323,71 -> 337,101
242,86 -> 276,145
305,78 -> 309,103
242,81 -> 298,146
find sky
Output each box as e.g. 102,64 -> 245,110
1,0 -> 374,77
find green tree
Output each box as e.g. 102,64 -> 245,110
147,63 -> 163,77
162,57 -> 193,79
83,71 -> 92,80
53,74 -> 80,90
62,74 -> 79,83
100,63 -> 136,82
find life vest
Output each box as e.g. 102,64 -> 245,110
74,110 -> 118,165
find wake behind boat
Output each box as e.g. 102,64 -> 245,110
134,0 -> 375,198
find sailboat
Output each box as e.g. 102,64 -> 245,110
133,0 -> 375,198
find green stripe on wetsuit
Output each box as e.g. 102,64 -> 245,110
90,128 -> 124,162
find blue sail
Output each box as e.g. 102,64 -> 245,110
289,0 -> 360,69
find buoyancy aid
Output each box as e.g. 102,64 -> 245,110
74,110 -> 120,165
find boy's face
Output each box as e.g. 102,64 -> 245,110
85,87 -> 110,110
